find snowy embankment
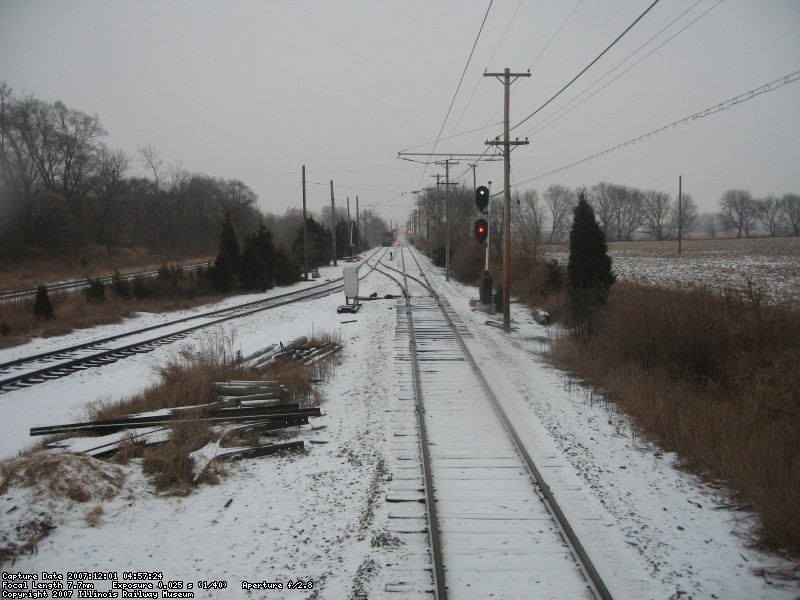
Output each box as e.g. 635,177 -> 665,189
1,252 -> 798,599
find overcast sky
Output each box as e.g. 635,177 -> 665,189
2,0 -> 798,225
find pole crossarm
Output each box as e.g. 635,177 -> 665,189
399,152 -> 495,158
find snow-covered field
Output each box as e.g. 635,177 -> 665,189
546,236 -> 800,306
1,250 -> 798,599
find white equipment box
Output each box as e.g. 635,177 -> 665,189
343,265 -> 359,300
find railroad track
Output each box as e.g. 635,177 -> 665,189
0,250 -> 387,394
378,245 -> 613,600
0,261 -> 214,303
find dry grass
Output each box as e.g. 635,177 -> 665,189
551,281 -> 800,556
0,278 -> 223,350
0,244 -> 211,291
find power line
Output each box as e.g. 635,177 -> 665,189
511,0 -> 662,133
523,0 -> 721,139
515,69 -> 800,186
526,0 -> 585,71
416,1 -> 494,187
447,0 -> 524,140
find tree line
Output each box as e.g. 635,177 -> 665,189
0,84 -> 390,275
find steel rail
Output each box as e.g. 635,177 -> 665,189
403,244 -> 614,600
0,250 -> 387,393
374,248 -> 447,599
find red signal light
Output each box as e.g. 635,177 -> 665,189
474,218 -> 488,243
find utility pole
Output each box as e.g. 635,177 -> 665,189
678,175 -> 682,255
346,196 -> 352,258
485,67 -> 530,333
355,195 -> 359,252
435,159 -> 459,281
329,180 -> 337,267
302,165 -> 308,280
431,174 -> 441,256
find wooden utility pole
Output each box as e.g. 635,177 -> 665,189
435,159 -> 459,281
346,196 -> 352,257
355,195 -> 359,251
301,165 -> 309,280
329,180 -> 337,267
678,175 -> 682,255
485,67 -> 530,333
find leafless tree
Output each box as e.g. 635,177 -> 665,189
783,193 -> 800,236
719,189 -> 756,238
668,193 -> 698,239
513,189 -> 543,272
92,146 -> 129,251
543,183 -> 573,243
589,182 -> 618,237
641,189 -> 672,240
614,185 -> 642,241
700,212 -> 718,237
756,195 -> 786,237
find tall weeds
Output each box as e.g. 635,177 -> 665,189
551,281 -> 800,555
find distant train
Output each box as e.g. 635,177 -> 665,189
381,231 -> 396,247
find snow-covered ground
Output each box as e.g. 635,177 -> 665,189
1,250 -> 797,599
546,236 -> 800,305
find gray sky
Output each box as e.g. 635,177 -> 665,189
2,0 -> 798,225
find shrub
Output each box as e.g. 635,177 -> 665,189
110,271 -> 132,300
131,276 -> 150,300
83,278 -> 106,304
32,285 -> 55,320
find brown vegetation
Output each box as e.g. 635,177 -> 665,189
550,281 -> 800,555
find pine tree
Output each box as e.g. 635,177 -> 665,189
567,192 -> 615,331
293,216 -> 331,268
274,244 -> 300,285
212,212 -> 241,293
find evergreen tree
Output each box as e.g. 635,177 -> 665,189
255,221 -> 275,287
212,212 -> 241,293
274,244 -> 300,285
293,216 -> 331,268
567,193 -> 615,331
32,285 -> 55,320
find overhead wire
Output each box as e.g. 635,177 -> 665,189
452,0 -> 586,181
514,69 -> 800,186
415,0 -> 494,188
447,0 -> 524,141
510,0 -> 662,133
522,0 -> 722,139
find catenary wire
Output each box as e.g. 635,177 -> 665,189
523,0 -> 721,139
511,0 -> 662,133
514,69 -> 800,186
416,1 -> 494,188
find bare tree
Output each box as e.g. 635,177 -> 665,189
614,185 -> 642,241
641,189 -> 671,240
513,189 -> 543,272
668,193 -> 698,239
589,182 -> 618,238
92,146 -> 129,252
756,195 -> 786,237
543,183 -> 573,243
719,189 -> 756,238
783,193 -> 800,236
701,212 -> 718,237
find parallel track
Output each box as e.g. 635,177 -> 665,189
379,245 -> 613,600
0,250 -> 386,393
0,261 -> 214,303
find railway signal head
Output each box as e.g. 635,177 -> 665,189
475,186 -> 489,211
474,218 -> 488,243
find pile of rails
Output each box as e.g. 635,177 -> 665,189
239,336 -> 340,368
36,380 -> 320,459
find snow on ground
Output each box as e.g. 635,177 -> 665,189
1,249 -> 798,599
545,236 -> 800,305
